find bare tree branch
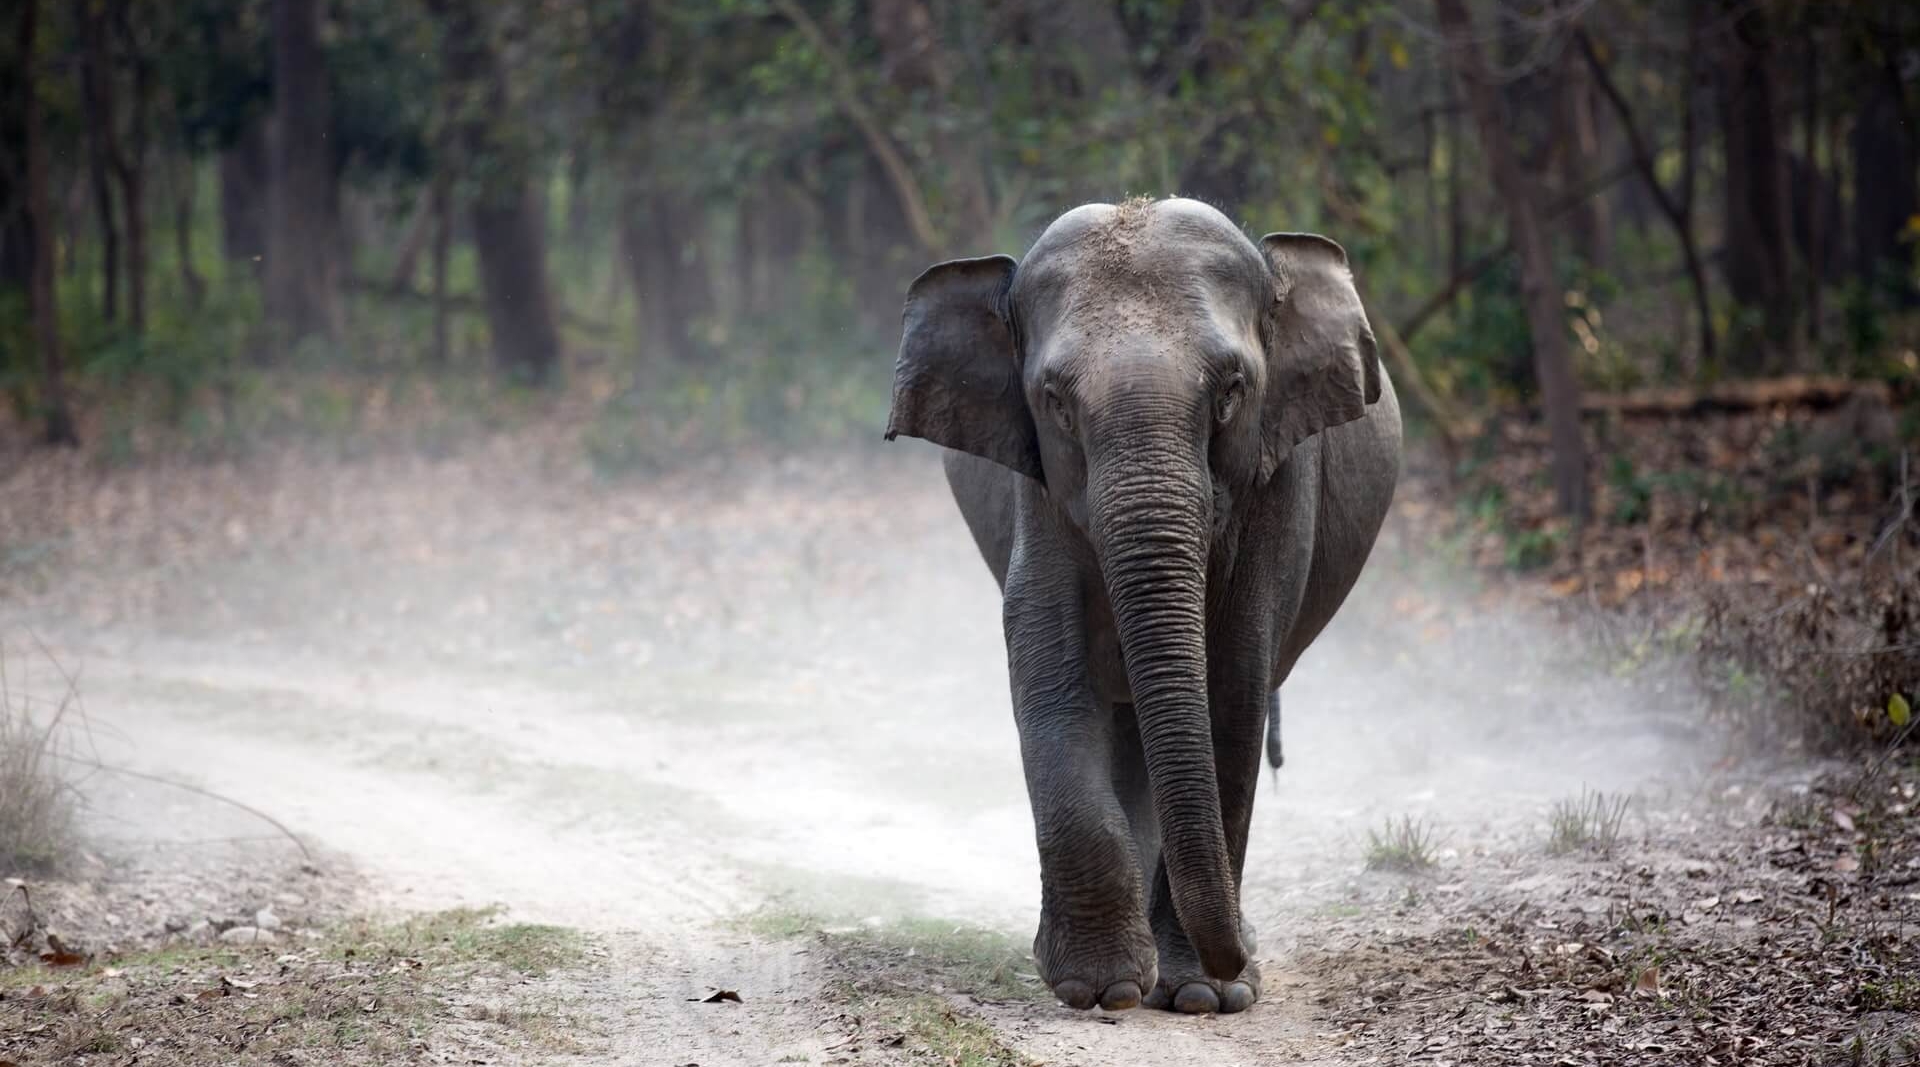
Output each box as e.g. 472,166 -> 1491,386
770,0 -> 944,256
1576,28 -> 1716,365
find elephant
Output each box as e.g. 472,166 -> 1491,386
883,197 -> 1402,1014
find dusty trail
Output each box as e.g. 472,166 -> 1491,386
3,444 -> 1734,1065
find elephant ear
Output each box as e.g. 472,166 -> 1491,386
1256,232 -> 1382,482
884,255 -> 1044,483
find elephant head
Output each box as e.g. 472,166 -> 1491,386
884,198 -> 1380,981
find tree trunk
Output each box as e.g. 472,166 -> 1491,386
469,195 -> 563,381
220,119 -> 269,269
119,8 -> 149,337
619,185 -> 715,366
1852,57 -> 1919,306
80,0 -> 120,321
1714,0 -> 1796,371
1436,0 -> 1588,520
385,187 -> 435,290
1446,94 -> 1465,277
266,0 -> 339,345
431,0 -> 562,382
1556,8 -> 1609,269
565,144 -> 593,250
1801,35 -> 1822,348
430,161 -> 451,366
173,155 -> 207,309
22,0 -> 78,446
619,190 -> 673,364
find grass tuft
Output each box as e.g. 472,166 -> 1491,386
740,908 -> 1042,1002
345,905 -> 584,976
1547,789 -> 1632,856
1365,816 -> 1439,872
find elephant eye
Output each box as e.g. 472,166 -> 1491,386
1044,385 -> 1073,433
1216,372 -> 1247,425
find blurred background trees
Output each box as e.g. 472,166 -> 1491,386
1,0 -> 1916,495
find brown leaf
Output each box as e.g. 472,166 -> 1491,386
696,989 -> 742,1004
1633,966 -> 1661,997
38,949 -> 85,968
1832,810 -> 1856,833
1833,854 -> 1860,873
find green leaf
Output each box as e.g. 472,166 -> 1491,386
1891,692 -> 1912,728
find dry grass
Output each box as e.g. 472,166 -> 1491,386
1365,816 -> 1439,873
0,907 -> 592,1066
0,652 -> 79,874
1547,788 -> 1632,856
1699,566 -> 1919,752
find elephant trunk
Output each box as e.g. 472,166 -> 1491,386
1089,438 -> 1245,982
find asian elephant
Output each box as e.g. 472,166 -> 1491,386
884,198 -> 1402,1014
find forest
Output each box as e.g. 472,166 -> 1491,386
1,0 -> 1913,501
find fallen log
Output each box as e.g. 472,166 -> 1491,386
1580,375 -> 1893,417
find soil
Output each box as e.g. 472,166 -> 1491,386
2,429 -> 1916,1065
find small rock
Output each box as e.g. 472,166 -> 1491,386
184,920 -> 214,943
219,926 -> 276,945
255,908 -> 283,931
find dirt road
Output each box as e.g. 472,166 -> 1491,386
10,442 -> 1887,1065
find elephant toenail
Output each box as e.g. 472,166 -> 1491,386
1099,980 -> 1141,1011
1219,981 -> 1256,1013
1173,982 -> 1220,1014
1053,979 -> 1096,1010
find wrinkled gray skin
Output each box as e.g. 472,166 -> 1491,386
884,198 -> 1402,1015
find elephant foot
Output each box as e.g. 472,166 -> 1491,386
1142,917 -> 1260,1014
1034,908 -> 1157,1012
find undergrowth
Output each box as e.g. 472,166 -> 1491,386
0,655 -> 78,875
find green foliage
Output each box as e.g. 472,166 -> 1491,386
1503,525 -> 1562,571
1422,259 -> 1532,403
10,0 -> 1920,479
1607,455 -> 1653,526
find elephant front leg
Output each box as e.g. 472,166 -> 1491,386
1141,674 -> 1271,1014
1006,592 -> 1156,1011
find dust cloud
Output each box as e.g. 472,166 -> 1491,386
5,436 -> 1728,943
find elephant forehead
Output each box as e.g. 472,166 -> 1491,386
1023,263 -> 1260,355
1017,225 -> 1265,329
1031,293 -> 1250,376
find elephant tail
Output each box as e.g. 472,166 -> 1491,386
1263,689 -> 1283,774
